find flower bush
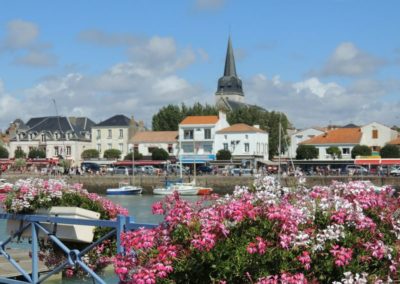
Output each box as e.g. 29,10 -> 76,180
2,178 -> 128,277
114,177 -> 400,283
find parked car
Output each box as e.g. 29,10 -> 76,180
196,165 -> 213,174
345,165 -> 368,175
230,168 -> 253,176
81,162 -> 101,173
390,166 -> 400,176
113,166 -> 134,175
140,166 -> 161,175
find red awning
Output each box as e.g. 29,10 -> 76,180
355,158 -> 400,165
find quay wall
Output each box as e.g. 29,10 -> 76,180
2,174 -> 400,194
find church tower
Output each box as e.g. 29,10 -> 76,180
215,37 -> 244,108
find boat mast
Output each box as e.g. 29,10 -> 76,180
278,113 -> 282,184
130,144 -> 134,186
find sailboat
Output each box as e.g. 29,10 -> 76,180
153,142 -> 213,195
107,147 -> 142,195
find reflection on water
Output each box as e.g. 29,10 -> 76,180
0,194 -> 201,283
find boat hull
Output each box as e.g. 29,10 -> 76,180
106,189 -> 142,195
153,187 -> 198,196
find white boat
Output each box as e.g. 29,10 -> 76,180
106,182 -> 142,195
153,182 -> 199,196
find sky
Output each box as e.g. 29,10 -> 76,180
0,0 -> 399,131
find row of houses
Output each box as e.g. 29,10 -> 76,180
1,111 -> 269,167
287,122 -> 400,160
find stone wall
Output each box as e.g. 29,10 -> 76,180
2,174 -> 400,194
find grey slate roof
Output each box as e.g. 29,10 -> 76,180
11,116 -> 94,141
220,97 -> 266,112
96,115 -> 130,127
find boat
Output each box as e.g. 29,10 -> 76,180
107,182 -> 142,195
153,182 -> 199,196
0,179 -> 12,193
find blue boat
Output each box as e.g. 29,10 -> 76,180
106,182 -> 142,195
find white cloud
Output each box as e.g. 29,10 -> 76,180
293,77 -> 345,98
320,42 -> 385,76
245,74 -> 400,128
0,19 -> 57,67
1,19 -> 39,50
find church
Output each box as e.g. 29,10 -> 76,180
215,37 -> 264,111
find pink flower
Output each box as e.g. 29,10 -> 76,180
330,245 -> 353,267
297,251 -> 311,270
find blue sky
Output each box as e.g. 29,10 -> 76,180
0,0 -> 399,130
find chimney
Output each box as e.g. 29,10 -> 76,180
253,125 -> 260,129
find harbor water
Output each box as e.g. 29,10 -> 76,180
0,194 -> 200,283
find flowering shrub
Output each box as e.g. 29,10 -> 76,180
114,177 -> 400,283
2,178 -> 128,277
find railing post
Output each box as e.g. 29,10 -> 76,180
116,215 -> 125,254
31,222 -> 39,284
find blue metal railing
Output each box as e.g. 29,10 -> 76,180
0,213 -> 157,284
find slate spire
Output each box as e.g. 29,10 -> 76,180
223,36 -> 237,77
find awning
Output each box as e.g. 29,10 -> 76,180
355,158 -> 400,165
258,160 -> 281,166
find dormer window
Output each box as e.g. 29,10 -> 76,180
29,133 -> 33,140
41,134 -> 46,142
55,133 -> 59,140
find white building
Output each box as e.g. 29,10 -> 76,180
132,131 -> 178,157
215,123 -> 269,166
288,128 -> 325,159
9,116 -> 94,166
360,122 -> 398,153
92,114 -> 145,159
178,111 -> 229,164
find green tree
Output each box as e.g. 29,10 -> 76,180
14,148 -> 26,159
380,144 -> 400,158
28,148 -> 46,159
151,148 -> 169,160
103,149 -> 121,159
216,149 -> 232,160
326,146 -> 342,159
296,145 -> 319,160
351,145 -> 371,159
14,158 -> 26,169
0,145 -> 9,158
81,149 -> 100,159
152,104 -> 185,131
124,151 -> 143,161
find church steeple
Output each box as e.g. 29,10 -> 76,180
224,37 -> 237,77
215,37 -> 244,105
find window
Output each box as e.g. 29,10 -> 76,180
108,129 -> 112,138
182,144 -> 194,153
296,135 -> 303,139
224,135 -> 227,140
168,144 -> 173,154
223,143 -> 228,151
119,129 -> 123,138
134,144 -> 139,154
372,146 -> 380,152
245,135 -> 248,139
97,130 -> 101,139
184,129 -> 193,140
148,147 -> 157,153
372,129 -> 378,139
30,134 -> 33,140
204,129 -> 211,139
29,146 -> 33,152
54,146 -> 59,156
41,134 -> 46,142
97,144 -> 102,153
342,148 -> 350,155
108,143 -> 112,150
66,146 -> 71,156
119,143 -> 124,152
245,143 -> 249,153
203,144 -> 213,153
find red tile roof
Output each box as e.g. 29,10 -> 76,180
388,137 -> 400,145
301,128 -> 362,145
132,131 -> 178,143
180,116 -> 219,125
217,123 -> 266,133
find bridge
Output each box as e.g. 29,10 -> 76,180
0,213 -> 157,284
